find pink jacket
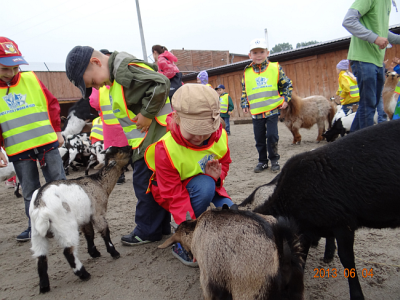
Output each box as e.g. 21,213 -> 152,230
157,51 -> 180,79
89,87 -> 129,149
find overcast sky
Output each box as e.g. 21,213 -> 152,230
2,0 -> 400,71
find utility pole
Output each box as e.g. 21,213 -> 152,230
264,28 -> 269,50
135,0 -> 148,62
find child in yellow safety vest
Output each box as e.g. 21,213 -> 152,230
336,59 -> 360,115
65,45 -> 172,246
215,84 -> 234,135
0,37 -> 66,242
144,84 -> 233,267
241,38 -> 293,174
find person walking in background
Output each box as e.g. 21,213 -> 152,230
152,45 -> 183,100
241,38 -> 293,174
0,37 -> 66,241
390,56 -> 400,119
342,0 -> 400,131
215,84 -> 234,135
197,70 -> 213,89
336,59 -> 360,115
88,48 -> 129,184
66,46 -> 172,246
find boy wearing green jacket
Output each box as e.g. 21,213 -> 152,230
215,84 -> 234,135
66,47 -> 172,245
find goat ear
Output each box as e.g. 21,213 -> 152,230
158,235 -> 179,249
170,222 -> 178,230
186,211 -> 192,221
209,202 -> 216,210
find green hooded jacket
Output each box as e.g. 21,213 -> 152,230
109,51 -> 171,163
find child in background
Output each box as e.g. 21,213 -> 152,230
391,57 -> 400,120
66,46 -> 172,246
215,84 -> 234,135
0,37 -> 66,241
197,70 -> 213,88
145,84 -> 233,266
241,38 -> 293,173
336,59 -> 360,114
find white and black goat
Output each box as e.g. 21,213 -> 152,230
85,141 -> 106,175
29,146 -> 132,294
61,98 -> 97,137
0,148 -> 22,198
159,205 -> 304,300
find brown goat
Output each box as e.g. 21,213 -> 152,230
382,71 -> 400,120
279,93 -> 335,144
159,206 -> 304,300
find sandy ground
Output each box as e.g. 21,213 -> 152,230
1,122 -> 400,300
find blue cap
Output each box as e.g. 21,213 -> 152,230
215,84 -> 225,90
65,46 -> 94,98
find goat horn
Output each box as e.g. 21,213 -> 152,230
209,202 -> 216,209
170,222 -> 178,230
186,211 -> 192,221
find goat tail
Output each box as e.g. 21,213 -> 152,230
238,173 -> 281,207
30,190 -> 50,238
289,92 -> 303,117
327,101 -> 336,129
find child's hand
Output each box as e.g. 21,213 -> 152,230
56,132 -> 64,148
0,151 -> 8,168
133,113 -> 153,133
205,159 -> 221,181
228,111 -> 233,115
393,57 -> 400,65
242,107 -> 249,114
281,101 -> 288,109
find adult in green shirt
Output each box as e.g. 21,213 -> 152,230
343,0 -> 400,131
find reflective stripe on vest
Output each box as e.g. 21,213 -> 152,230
395,78 -> 400,95
145,129 -> 228,182
110,83 -> 147,149
90,117 -> 104,140
99,86 -> 119,125
342,73 -> 360,98
244,62 -> 284,115
128,62 -> 172,126
219,94 -> 229,113
0,72 -> 57,156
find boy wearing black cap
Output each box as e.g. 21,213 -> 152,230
215,84 -> 234,135
0,37 -> 66,241
65,46 -> 172,246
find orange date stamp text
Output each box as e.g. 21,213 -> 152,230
313,268 -> 374,278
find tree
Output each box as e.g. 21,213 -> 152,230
296,40 -> 320,49
270,43 -> 293,54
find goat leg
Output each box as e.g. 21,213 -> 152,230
38,255 -> 50,293
100,226 -> 120,259
81,223 -> 101,258
63,247 -> 91,281
323,237 -> 336,263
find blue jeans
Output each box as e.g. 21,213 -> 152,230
376,95 -> 387,123
132,158 -> 171,241
350,61 -> 385,132
222,117 -> 230,134
13,147 -> 66,228
186,175 -> 233,218
252,114 -> 280,164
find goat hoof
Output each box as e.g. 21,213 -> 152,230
111,251 -> 120,259
75,267 -> 91,281
40,285 -> 50,294
323,257 -> 334,264
89,247 -> 101,258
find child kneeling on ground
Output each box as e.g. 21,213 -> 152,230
145,84 -> 233,267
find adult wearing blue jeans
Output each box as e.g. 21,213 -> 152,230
342,0 -> 400,132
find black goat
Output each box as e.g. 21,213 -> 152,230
239,120 -> 400,300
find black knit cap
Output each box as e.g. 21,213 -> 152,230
65,46 -> 94,98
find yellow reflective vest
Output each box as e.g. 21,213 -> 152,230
219,94 -> 229,113
0,72 -> 57,156
110,62 -> 172,149
99,86 -> 119,125
90,117 -> 103,141
145,129 -> 228,182
244,62 -> 284,115
395,79 -> 400,95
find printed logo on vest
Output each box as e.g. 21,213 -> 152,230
198,154 -> 216,173
3,93 -> 27,109
255,77 -> 272,89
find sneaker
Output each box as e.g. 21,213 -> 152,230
121,234 -> 152,246
254,162 -> 268,173
171,243 -> 198,268
117,174 -> 125,185
271,161 -> 280,173
5,181 -> 15,188
16,228 -> 31,242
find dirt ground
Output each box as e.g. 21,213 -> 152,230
1,122 -> 400,300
